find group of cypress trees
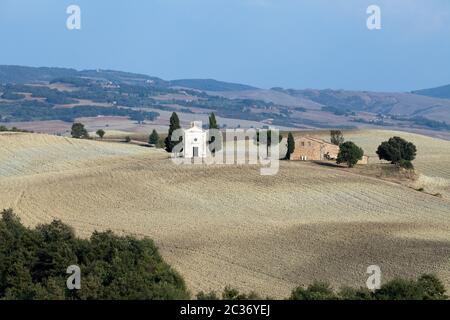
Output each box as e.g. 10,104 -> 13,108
163,112 -> 221,153
161,112 -> 299,159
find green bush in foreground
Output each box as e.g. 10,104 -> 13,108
0,209 -> 189,300
197,274 -> 447,300
1,210 -> 448,301
289,275 -> 447,300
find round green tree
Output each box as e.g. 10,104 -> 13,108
336,141 -> 364,168
96,129 -> 105,139
71,123 -> 89,139
376,136 -> 417,165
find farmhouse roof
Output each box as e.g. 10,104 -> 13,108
301,136 -> 337,147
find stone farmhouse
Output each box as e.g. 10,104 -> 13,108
291,136 -> 369,164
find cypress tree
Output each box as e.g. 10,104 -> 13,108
149,129 -> 159,145
164,112 -> 181,152
209,113 -> 218,129
208,113 -> 222,153
286,132 -> 295,160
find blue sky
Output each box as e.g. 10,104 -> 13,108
0,0 -> 449,91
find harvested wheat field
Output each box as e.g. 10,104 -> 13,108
313,130 -> 450,199
1,131 -> 450,298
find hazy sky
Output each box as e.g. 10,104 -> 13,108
0,0 -> 449,91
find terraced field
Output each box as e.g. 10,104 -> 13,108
1,131 -> 450,298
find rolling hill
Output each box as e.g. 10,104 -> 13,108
1,130 -> 449,297
1,65 -> 450,135
169,79 -> 257,91
412,84 -> 450,99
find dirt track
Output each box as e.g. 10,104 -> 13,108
1,131 -> 450,298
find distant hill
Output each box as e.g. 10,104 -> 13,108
0,65 -> 256,92
169,79 -> 257,91
1,65 -> 450,132
0,65 -> 166,86
412,84 -> 450,99
0,65 -> 78,83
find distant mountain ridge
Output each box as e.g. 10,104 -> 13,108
0,65 -> 256,92
1,65 -> 450,131
412,84 -> 450,99
169,79 -> 257,91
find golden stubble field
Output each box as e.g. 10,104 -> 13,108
1,130 -> 450,298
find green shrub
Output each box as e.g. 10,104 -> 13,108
0,209 -> 189,300
289,274 -> 448,300
290,281 -> 338,300
222,286 -> 262,300
196,291 -> 220,300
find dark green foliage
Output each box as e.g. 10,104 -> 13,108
221,286 -> 262,300
415,274 -> 447,300
289,274 -> 447,300
197,287 -> 263,300
330,130 -> 344,146
336,141 -> 364,168
149,129 -> 159,145
338,287 -> 374,300
375,278 -> 422,300
0,126 -> 29,133
374,274 -> 447,300
164,112 -> 182,152
290,281 -> 338,300
376,136 -> 417,164
209,113 -> 218,130
71,123 -> 89,139
125,136 -> 131,143
286,132 -> 295,160
0,209 -> 190,300
96,129 -> 105,139
196,291 -> 220,300
399,159 -> 414,170
208,113 -> 222,153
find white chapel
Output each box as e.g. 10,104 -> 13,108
183,121 -> 207,158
